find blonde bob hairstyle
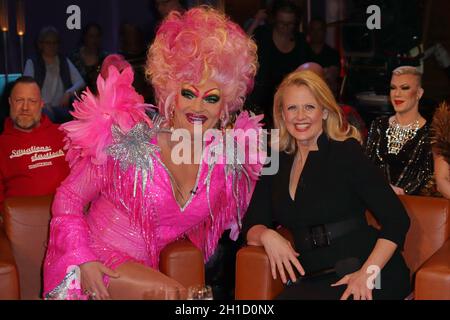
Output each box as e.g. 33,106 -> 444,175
273,70 -> 362,154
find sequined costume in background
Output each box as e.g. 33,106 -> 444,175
430,102 -> 450,198
365,116 -> 433,195
431,103 -> 450,166
42,61 -> 265,300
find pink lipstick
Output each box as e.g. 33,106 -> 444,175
186,113 -> 208,125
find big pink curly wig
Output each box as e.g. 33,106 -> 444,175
146,6 -> 258,122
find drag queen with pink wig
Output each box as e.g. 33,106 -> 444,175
43,7 -> 264,300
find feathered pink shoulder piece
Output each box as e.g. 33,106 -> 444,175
61,57 -> 152,166
233,111 -> 266,180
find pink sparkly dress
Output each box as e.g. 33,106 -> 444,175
43,64 -> 265,299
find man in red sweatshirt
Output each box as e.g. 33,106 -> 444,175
0,76 -> 70,214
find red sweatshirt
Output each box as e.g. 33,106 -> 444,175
0,115 -> 70,211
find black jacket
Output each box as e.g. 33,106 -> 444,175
243,133 -> 410,275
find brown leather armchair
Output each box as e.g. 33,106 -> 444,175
0,195 -> 205,300
235,195 -> 450,300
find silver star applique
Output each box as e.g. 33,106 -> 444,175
107,122 -> 160,197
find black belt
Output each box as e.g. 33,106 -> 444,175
295,217 -> 367,250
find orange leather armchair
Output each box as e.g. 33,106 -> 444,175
235,195 -> 450,300
0,195 -> 205,300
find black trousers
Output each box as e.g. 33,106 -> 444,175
205,231 -> 242,300
276,274 -> 348,300
276,268 -> 410,300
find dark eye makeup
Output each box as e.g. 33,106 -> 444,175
203,94 -> 220,104
181,89 -> 197,99
390,85 -> 411,90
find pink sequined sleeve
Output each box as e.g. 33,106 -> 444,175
187,112 -> 265,261
43,158 -> 101,295
225,170 -> 258,241
186,166 -> 259,263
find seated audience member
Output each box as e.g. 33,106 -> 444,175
148,0 -> 187,43
365,66 -> 433,195
70,23 -> 108,94
306,18 -> 340,97
0,82 -> 15,134
119,23 -> 154,103
154,0 -> 185,19
431,102 -> 450,199
243,70 -> 411,300
248,0 -> 309,128
0,77 -> 70,214
245,0 -> 305,36
245,7 -> 269,36
23,26 -> 85,124
296,62 -> 367,141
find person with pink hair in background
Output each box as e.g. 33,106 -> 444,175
43,7 -> 264,300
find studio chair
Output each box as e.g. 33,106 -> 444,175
0,222 -> 19,299
0,195 -> 205,300
235,195 -> 450,300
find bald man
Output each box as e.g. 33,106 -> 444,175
0,76 -> 69,213
296,62 -> 326,79
296,62 -> 368,141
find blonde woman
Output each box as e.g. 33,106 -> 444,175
366,66 -> 433,195
243,70 -> 411,300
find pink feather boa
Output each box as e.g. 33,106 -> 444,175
61,64 -> 152,166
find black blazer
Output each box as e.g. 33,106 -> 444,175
243,133 -> 411,274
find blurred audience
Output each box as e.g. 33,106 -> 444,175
297,62 -> 367,141
306,18 -> 341,97
0,77 -> 69,215
245,7 -> 269,36
245,0 -> 305,36
23,26 -> 85,124
247,0 -> 309,128
431,102 -> 450,199
70,23 -> 108,94
296,61 -> 326,78
149,0 -> 187,41
154,0 -> 185,19
119,23 -> 154,103
0,82 -> 14,134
